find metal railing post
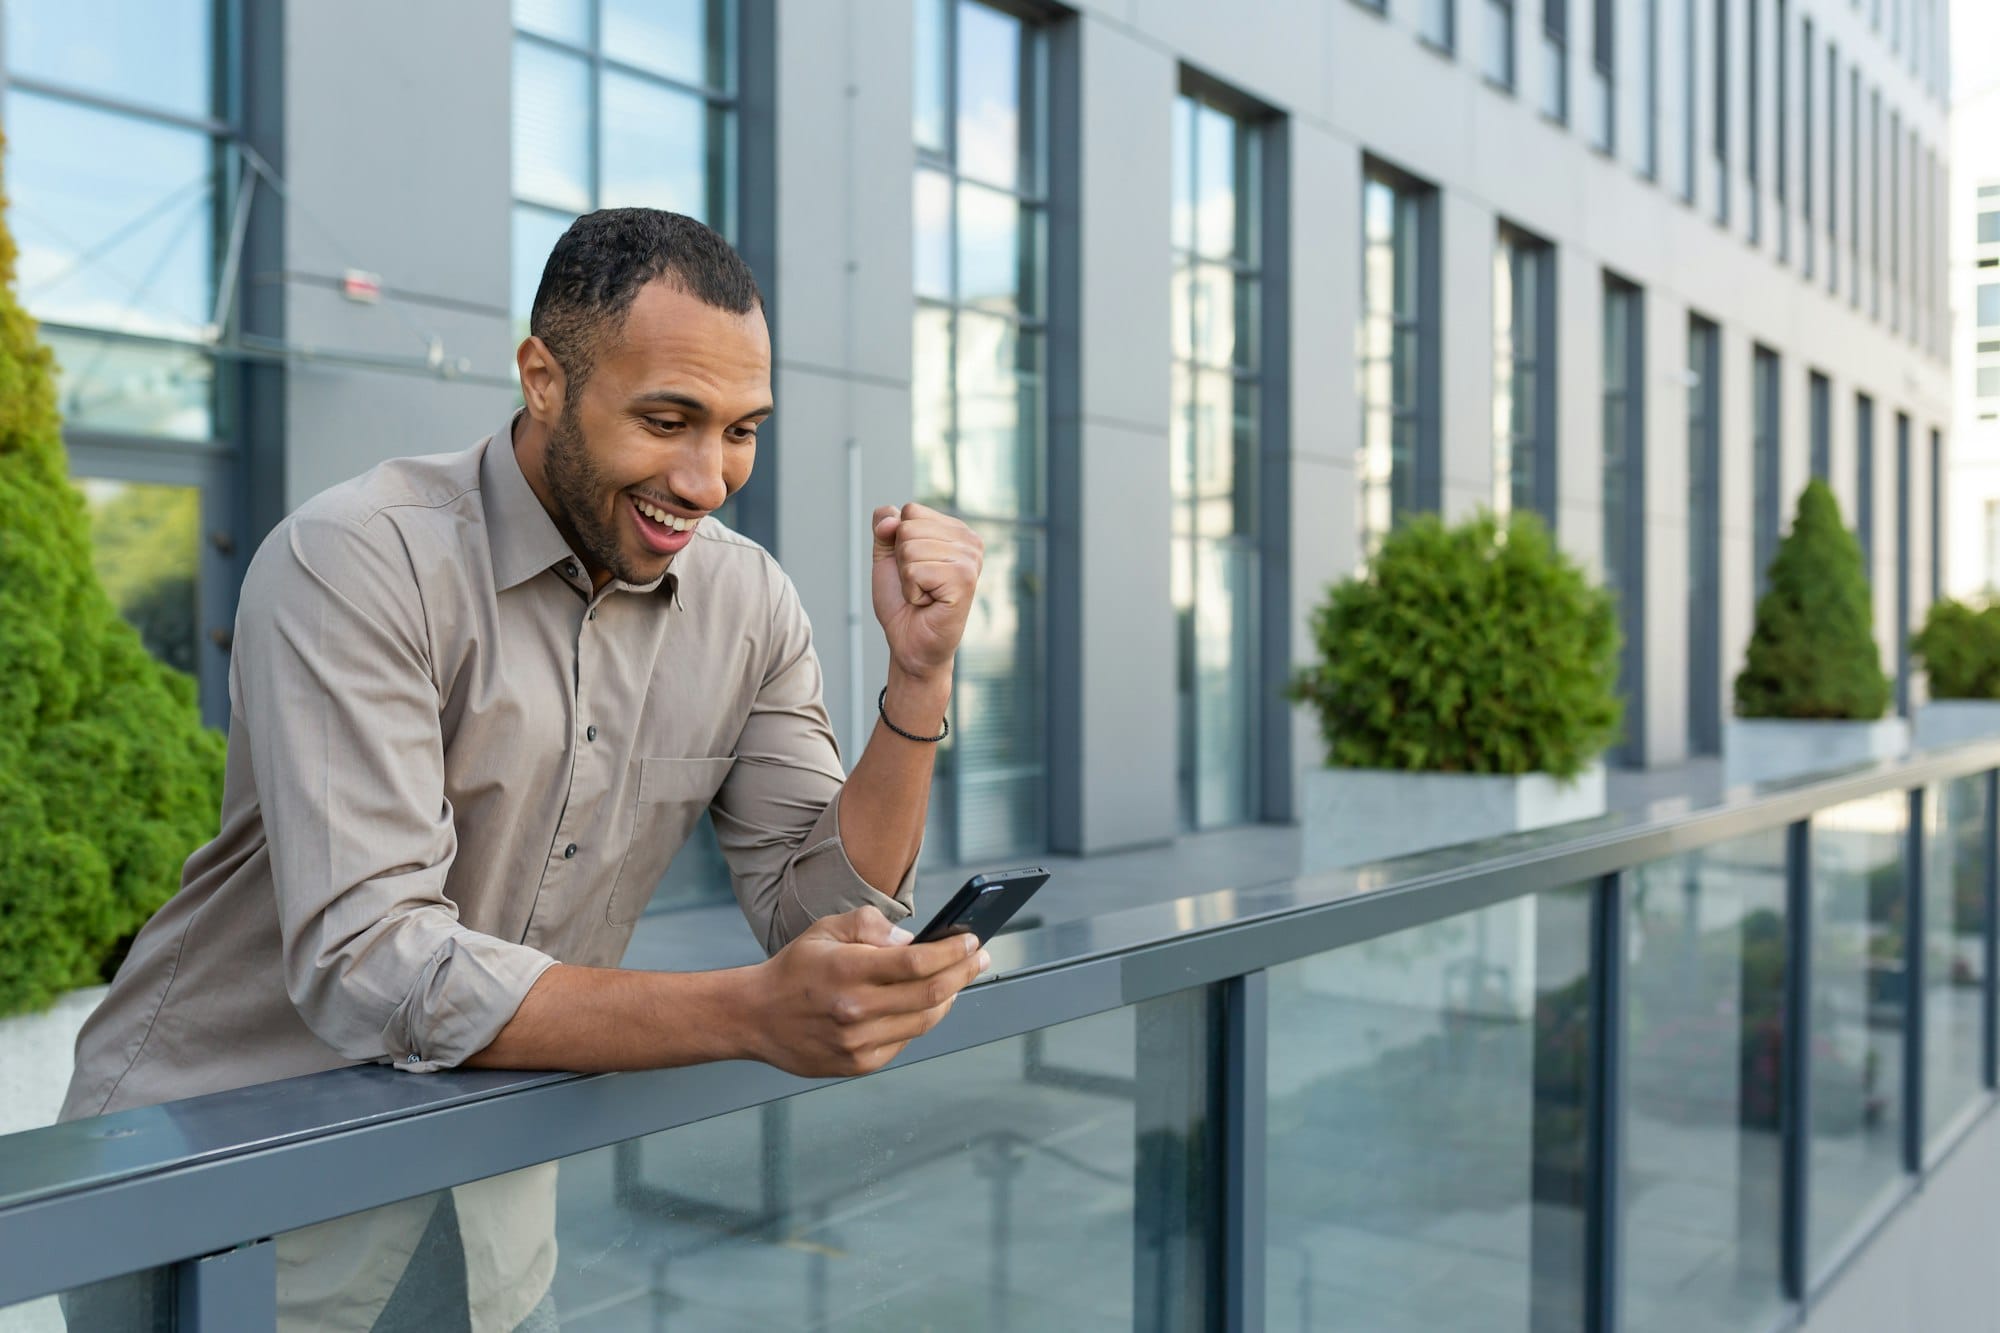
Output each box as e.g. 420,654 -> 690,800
1219,969 -> 1268,1333
1985,770 -> 1998,1093
1781,818 -> 1814,1302
174,1240 -> 275,1331
1905,786 -> 1927,1172
1586,872 -> 1628,1333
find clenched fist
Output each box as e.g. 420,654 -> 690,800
871,503 -> 983,682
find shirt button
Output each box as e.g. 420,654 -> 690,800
564,843 -> 578,859
563,561 -> 579,579
586,725 -> 598,742
588,610 -> 597,621
406,1054 -> 419,1065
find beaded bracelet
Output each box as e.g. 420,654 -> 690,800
877,686 -> 949,743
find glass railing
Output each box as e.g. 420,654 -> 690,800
5,741 -> 2000,1330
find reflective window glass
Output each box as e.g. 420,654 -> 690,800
4,0 -> 213,120
510,206 -> 573,343
601,0 -> 720,87
913,0 -> 950,153
77,478 -> 202,676
1267,886 -> 1594,1330
599,71 -> 708,215
4,91 -> 216,340
42,327 -> 214,441
1622,830 -> 1789,1332
512,0 -> 589,45
511,41 -> 593,214
955,0 -> 1023,191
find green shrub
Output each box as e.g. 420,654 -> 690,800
0,133 -> 225,1019
1911,598 -> 2000,701
1734,479 -> 1890,720
1288,510 -> 1622,779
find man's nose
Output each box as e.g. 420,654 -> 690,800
666,435 -> 729,513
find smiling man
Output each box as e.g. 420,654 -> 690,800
59,209 -> 987,1329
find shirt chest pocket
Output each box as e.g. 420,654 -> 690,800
607,756 -> 737,924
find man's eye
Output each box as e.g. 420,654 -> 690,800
648,418 -> 685,433
727,425 -> 760,442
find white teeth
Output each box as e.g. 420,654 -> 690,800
635,498 -> 697,533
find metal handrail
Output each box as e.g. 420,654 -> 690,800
5,737 -> 2000,1309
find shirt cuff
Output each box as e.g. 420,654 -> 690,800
385,931 -> 560,1073
764,788 -> 919,953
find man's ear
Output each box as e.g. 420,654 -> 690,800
517,336 -> 568,424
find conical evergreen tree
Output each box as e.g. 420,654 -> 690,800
0,132 -> 225,1017
1734,478 -> 1891,721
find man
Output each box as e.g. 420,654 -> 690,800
60,209 -> 988,1328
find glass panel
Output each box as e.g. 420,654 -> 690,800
1268,886 -> 1593,1330
512,0 -> 590,46
1485,0 -> 1516,85
1981,212 -> 2000,245
4,0 -> 212,119
511,205 -> 575,342
599,71 -> 708,216
955,0 -> 1023,192
264,998 -> 1204,1328
1808,791 -> 1910,1278
3,1267 -> 175,1331
953,312 -> 1039,519
1622,829 -> 1789,1333
4,91 -> 215,340
42,328 -> 213,441
1979,284 -> 2000,328
1171,95 -> 1195,253
1186,262 -> 1246,370
1193,103 -> 1239,261
914,0 -> 950,152
912,305 -> 955,507
954,523 -> 1047,861
957,180 -> 1025,314
511,40 -> 592,213
1422,0 -> 1456,47
77,478 -> 202,676
1924,776 -> 1989,1149
1188,540 -> 1258,828
601,0 -> 718,88
913,167 -> 953,301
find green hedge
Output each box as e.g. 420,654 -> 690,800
1912,599 -> 2000,701
0,133 -> 225,1019
1734,479 -> 1890,721
1288,510 -> 1621,780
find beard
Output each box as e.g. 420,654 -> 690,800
543,401 -> 666,587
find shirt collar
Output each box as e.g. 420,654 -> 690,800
482,409 -> 683,605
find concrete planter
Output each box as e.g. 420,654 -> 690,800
0,984 -> 105,1140
1299,763 -> 1608,874
1723,717 -> 1910,789
1914,700 -> 2000,750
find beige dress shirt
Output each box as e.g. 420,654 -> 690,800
59,410 -> 916,1327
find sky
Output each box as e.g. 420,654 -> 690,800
1954,0 -> 2000,105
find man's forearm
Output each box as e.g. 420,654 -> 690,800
836,665 -> 950,895
465,961 -> 763,1073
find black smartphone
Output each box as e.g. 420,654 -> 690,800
910,866 -> 1050,945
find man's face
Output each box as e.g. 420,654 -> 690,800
533,280 -> 772,588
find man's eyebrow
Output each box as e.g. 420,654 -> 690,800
631,389 -> 774,418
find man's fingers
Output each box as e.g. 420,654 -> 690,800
845,944 -> 988,1023
871,505 -> 900,560
817,904 -> 894,944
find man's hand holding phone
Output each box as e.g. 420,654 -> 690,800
748,905 -> 989,1079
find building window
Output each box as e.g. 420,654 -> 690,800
1931,428 -> 1943,603
1360,165 -> 1440,556
1422,0 -> 1457,51
1857,392 -> 1876,577
1776,0 -> 1788,259
1494,225 -> 1557,526
1747,0 -> 1761,242
1857,74 -> 1867,310
912,0 -> 1050,862
1980,212 -> 2000,245
1589,0 -> 1613,150
1982,285 -> 2000,327
1810,369 -> 1831,480
1680,0 -> 1697,202
1986,500 -> 2000,594
1979,368 -> 2000,399
1642,0 -> 1660,177
1712,0 -> 1729,224
2,0 -> 241,724
1889,110 -> 1901,331
1687,315 -> 1723,755
1802,17 -> 1815,276
1485,0 -> 1517,88
1827,44 -> 1839,295
1604,277 -> 1647,764
1542,0 -> 1569,122
511,0 -> 737,342
1753,347 -> 1781,595
1895,411 -> 1911,711
1171,89 -> 1265,832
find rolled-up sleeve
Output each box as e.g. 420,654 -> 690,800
234,512 -> 556,1071
711,567 -> 919,954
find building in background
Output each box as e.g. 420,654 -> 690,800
0,0 -> 1952,907
1945,1 -> 2000,598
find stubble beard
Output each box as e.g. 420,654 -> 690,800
544,400 -> 666,587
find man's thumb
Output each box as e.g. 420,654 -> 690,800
871,505 -> 899,562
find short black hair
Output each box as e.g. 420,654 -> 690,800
529,208 -> 764,391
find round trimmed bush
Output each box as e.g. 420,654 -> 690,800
1734,479 -> 1890,720
0,132 -> 225,1019
1911,598 -> 2000,701
1289,510 -> 1622,780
